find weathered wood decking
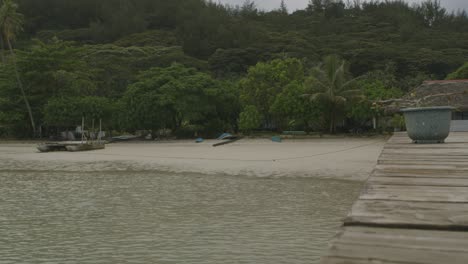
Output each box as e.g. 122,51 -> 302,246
321,132 -> 468,264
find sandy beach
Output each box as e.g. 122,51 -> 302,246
0,137 -> 386,180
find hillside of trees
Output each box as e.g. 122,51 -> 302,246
1,0 -> 468,138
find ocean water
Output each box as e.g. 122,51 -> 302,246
0,171 -> 361,264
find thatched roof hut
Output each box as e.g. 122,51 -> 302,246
409,80 -> 468,109
385,79 -> 468,113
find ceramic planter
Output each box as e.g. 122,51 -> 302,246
401,106 -> 453,144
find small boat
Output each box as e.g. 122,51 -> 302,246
217,133 -> 237,140
37,142 -> 68,152
271,136 -> 282,143
111,135 -> 139,142
213,136 -> 242,147
65,143 -> 105,152
37,141 -> 106,152
37,118 -> 106,152
65,118 -> 106,152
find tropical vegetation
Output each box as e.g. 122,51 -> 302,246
1,0 -> 468,138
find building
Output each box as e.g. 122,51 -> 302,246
409,80 -> 468,132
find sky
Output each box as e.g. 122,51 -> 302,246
216,0 -> 468,12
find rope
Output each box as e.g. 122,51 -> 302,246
84,139 -> 386,163
1,139 -> 386,163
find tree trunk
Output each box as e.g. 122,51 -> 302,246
0,33 -> 5,63
6,37 -> 36,136
329,109 -> 335,134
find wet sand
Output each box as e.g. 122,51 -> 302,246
0,137 -> 386,180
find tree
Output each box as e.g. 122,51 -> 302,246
418,0 -> 446,27
121,63 -> 236,137
446,62 -> 468,80
208,48 -> 260,78
270,81 -> 323,131
0,39 -> 98,132
0,0 -> 35,135
43,96 -> 113,128
307,0 -> 324,13
279,0 -> 288,14
239,58 -> 305,129
347,79 -> 403,130
305,55 -> 361,133
240,0 -> 258,17
238,105 -> 262,134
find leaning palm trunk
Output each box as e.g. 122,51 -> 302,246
0,33 -> 4,63
6,37 -> 35,135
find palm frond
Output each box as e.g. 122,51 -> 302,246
333,96 -> 347,105
307,92 -> 332,103
340,75 -> 366,90
341,89 -> 363,97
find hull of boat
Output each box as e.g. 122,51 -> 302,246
66,144 -> 105,152
37,144 -> 67,152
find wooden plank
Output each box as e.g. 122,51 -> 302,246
375,164 -> 468,173
360,184 -> 468,203
378,160 -> 468,166
369,176 -> 468,187
381,149 -> 468,155
322,227 -> 468,264
337,226 -> 468,251
373,166 -> 468,175
373,172 -> 468,179
383,146 -> 468,151
345,200 -> 468,228
379,154 -> 468,160
383,142 -> 468,148
322,257 -> 414,264
321,133 -> 468,264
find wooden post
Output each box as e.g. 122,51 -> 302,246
81,117 -> 85,143
99,119 -> 102,144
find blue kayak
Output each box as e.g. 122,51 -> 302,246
271,136 -> 282,143
217,133 -> 237,140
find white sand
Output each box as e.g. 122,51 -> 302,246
0,137 -> 386,180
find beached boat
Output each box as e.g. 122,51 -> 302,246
213,134 -> 242,147
37,141 -> 87,152
37,141 -> 106,152
37,142 -> 68,152
217,133 -> 237,140
111,135 -> 139,142
37,118 -> 106,152
65,143 -> 105,152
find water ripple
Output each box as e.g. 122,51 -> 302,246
0,171 -> 361,264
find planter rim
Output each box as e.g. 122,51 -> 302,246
401,106 -> 454,113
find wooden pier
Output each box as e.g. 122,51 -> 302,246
321,132 -> 468,264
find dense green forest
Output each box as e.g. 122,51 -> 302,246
1,0 -> 468,138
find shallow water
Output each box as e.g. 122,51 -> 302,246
0,171 -> 361,264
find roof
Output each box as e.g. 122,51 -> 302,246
384,79 -> 468,113
408,79 -> 468,109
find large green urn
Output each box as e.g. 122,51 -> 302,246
401,106 -> 453,144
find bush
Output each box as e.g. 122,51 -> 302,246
238,106 -> 262,134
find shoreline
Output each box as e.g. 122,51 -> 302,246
0,138 -> 386,180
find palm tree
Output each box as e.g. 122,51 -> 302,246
305,55 -> 361,133
0,0 -> 36,135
